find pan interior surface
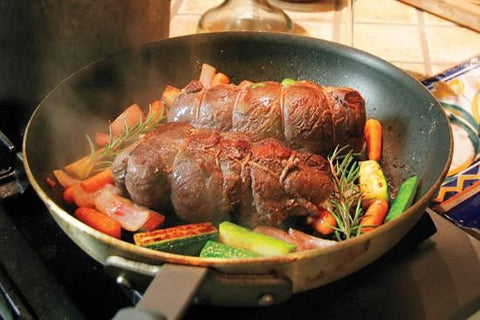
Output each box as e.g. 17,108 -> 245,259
23,32 -> 451,277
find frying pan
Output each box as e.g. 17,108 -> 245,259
22,32 -> 452,319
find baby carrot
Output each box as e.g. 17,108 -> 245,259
75,207 -> 122,239
110,103 -> 144,137
94,132 -> 110,147
311,208 -> 337,236
147,100 -> 166,122
211,72 -> 230,86
360,199 -> 389,233
63,185 -> 76,203
80,168 -> 114,192
365,118 -> 383,161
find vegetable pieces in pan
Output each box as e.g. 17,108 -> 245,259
47,64 -> 420,256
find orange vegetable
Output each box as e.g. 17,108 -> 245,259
63,185 -> 76,203
45,177 -> 56,188
147,100 -> 166,122
80,168 -> 114,192
364,118 -> 383,161
53,169 -> 80,188
110,103 -> 144,137
75,207 -> 122,239
67,184 -> 98,208
360,199 -> 389,233
311,208 -> 337,236
211,72 -> 230,86
161,85 -> 181,107
94,132 -> 110,147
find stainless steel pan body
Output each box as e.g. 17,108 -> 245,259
23,32 -> 452,299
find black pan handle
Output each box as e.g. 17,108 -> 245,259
106,256 -> 293,319
0,130 -> 28,199
111,262 -> 208,320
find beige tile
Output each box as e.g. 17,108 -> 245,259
178,0 -> 223,15
354,23 -> 424,62
422,11 -> 457,26
390,62 -> 427,79
170,15 -> 199,37
426,25 -> 480,64
354,0 -> 418,24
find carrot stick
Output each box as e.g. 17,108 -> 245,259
80,168 -> 114,192
311,208 -> 337,236
147,100 -> 166,122
75,207 -> 122,239
364,118 -> 383,161
53,169 -> 80,188
110,103 -> 144,137
69,184 -> 97,208
45,177 -> 56,188
211,72 -> 230,86
94,132 -> 110,147
360,199 -> 389,233
63,185 -> 76,203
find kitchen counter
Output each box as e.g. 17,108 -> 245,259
169,0 -> 480,80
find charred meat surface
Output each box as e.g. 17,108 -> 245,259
113,123 -> 334,228
167,80 -> 366,156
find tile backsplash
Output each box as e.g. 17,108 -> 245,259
170,0 -> 480,79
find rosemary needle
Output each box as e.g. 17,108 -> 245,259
327,146 -> 364,241
85,105 -> 167,177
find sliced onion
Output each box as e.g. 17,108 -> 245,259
288,228 -> 337,251
94,187 -> 164,232
253,226 -> 296,245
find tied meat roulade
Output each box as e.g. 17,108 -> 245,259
113,122 -> 334,228
167,75 -> 366,156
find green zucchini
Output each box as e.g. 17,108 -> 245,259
143,232 -> 219,256
219,221 -> 296,256
359,160 -> 389,208
199,241 -> 261,258
134,222 -> 219,256
385,175 -> 419,222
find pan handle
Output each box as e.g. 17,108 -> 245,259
107,255 -> 293,319
111,261 -> 208,320
0,130 -> 28,199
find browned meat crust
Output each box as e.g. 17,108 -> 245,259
113,123 -> 334,228
167,80 -> 366,156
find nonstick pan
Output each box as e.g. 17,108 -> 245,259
22,32 -> 452,319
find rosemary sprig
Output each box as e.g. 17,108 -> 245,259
84,105 -> 167,177
327,146 -> 364,241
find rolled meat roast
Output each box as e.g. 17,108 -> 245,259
167,79 -> 366,156
113,122 -> 334,228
